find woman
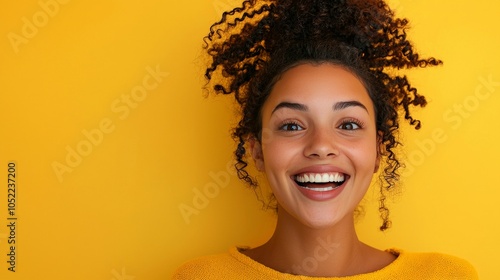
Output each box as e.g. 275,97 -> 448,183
174,0 -> 478,278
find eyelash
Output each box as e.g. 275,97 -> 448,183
338,118 -> 364,130
278,118 -> 364,131
278,121 -> 304,131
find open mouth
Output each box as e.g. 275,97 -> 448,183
293,172 -> 348,192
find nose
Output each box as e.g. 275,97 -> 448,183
303,127 -> 339,159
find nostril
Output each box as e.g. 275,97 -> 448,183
306,151 -> 338,158
304,137 -> 339,158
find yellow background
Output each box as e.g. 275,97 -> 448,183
0,0 -> 498,279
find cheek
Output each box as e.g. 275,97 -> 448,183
260,137 -> 303,188
262,138 -> 292,171
344,140 -> 378,174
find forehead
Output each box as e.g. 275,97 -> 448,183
263,63 -> 374,115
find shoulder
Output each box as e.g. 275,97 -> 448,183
172,252 -> 232,280
391,249 -> 478,279
171,247 -> 260,280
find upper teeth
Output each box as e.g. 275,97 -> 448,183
295,173 -> 345,183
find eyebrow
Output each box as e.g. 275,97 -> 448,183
333,100 -> 368,112
271,100 -> 368,115
271,102 -> 308,114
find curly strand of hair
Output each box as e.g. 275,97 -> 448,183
234,134 -> 257,187
384,144 -> 401,191
205,0 -> 256,42
204,9 -> 274,100
378,193 -> 392,231
205,2 -> 273,47
378,138 -> 401,231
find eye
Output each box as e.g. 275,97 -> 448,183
338,120 -> 361,130
279,121 -> 304,131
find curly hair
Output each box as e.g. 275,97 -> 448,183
203,0 -> 442,231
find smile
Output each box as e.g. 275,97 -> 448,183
293,172 -> 347,192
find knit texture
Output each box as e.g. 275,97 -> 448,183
172,247 -> 478,279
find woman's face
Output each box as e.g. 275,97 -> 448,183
252,63 -> 379,229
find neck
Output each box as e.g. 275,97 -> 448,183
245,205 -> 369,277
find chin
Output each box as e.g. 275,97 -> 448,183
287,204 -> 354,230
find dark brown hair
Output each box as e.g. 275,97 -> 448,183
203,0 -> 441,230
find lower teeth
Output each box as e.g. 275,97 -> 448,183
300,185 -> 338,192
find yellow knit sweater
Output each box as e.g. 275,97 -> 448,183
172,247 -> 478,279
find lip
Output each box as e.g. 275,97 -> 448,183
291,165 -> 350,202
293,178 -> 348,202
292,165 -> 349,176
